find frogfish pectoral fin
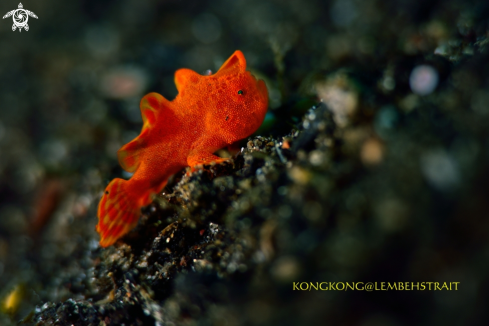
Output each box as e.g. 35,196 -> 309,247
96,178 -> 141,247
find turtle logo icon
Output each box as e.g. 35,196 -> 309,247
2,3 -> 38,32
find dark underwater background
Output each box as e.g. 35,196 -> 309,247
0,0 -> 489,325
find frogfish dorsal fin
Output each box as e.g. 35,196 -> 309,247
117,137 -> 144,173
140,92 -> 171,129
174,68 -> 201,92
117,92 -> 171,173
215,50 -> 247,76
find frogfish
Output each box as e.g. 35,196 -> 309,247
97,50 -> 269,247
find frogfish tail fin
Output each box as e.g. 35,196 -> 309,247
96,178 -> 141,247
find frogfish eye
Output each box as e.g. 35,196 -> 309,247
237,90 -> 243,95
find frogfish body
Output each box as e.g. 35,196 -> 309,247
97,50 -> 269,247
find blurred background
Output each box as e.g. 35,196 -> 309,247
0,0 -> 489,325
